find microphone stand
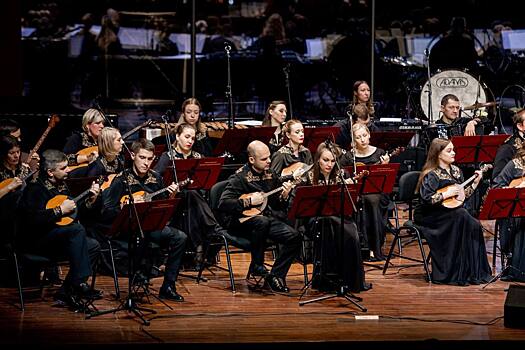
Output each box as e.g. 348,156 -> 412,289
86,101 -> 156,325
162,112 -> 179,184
224,43 -> 235,129
283,63 -> 294,120
424,48 -> 433,123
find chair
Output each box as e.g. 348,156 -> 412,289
382,171 -> 431,281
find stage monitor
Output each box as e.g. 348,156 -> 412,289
501,29 -> 525,51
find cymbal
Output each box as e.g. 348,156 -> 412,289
463,101 -> 498,110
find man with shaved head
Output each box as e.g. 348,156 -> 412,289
218,140 -> 301,293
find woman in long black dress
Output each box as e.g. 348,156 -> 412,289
340,123 -> 390,261
415,138 -> 492,285
299,142 -> 370,292
492,146 -> 525,281
270,119 -> 313,176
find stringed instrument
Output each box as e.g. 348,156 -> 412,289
509,176 -> 525,188
438,164 -> 492,209
0,169 -> 38,192
100,173 -> 117,191
119,177 -> 192,204
355,146 -> 405,166
67,145 -> 99,171
46,176 -> 106,226
122,119 -> 153,140
239,164 -> 314,223
26,114 -> 60,164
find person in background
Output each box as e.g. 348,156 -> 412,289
261,100 -> 287,154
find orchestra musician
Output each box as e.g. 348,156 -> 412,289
492,144 -> 525,281
17,149 -> 102,304
270,119 -> 313,175
63,108 -> 105,177
101,139 -> 187,301
217,140 -> 301,293
153,123 -> 229,269
492,108 -> 525,180
0,118 -> 40,169
175,98 -> 212,156
298,142 -> 371,292
414,138 -> 492,285
335,103 -> 378,151
436,94 -> 484,137
352,80 -> 375,118
86,127 -> 124,177
261,101 -> 287,153
340,123 -> 390,261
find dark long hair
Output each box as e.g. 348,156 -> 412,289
417,138 -> 451,190
0,135 -> 19,161
312,142 -> 341,185
262,100 -> 287,126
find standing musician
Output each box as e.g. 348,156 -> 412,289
154,123 -> 229,269
261,101 -> 287,153
414,138 -> 492,285
436,94 -> 483,137
217,140 -> 301,293
270,119 -> 313,175
492,108 -> 525,180
86,127 -> 124,177
299,142 -> 371,292
101,139 -> 187,301
492,145 -> 525,281
63,108 -> 105,176
17,149 -> 102,303
340,123 -> 390,261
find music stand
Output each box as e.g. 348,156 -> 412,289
450,135 -> 508,164
369,132 -> 415,152
87,198 -> 178,325
291,184 -> 366,311
212,127 -> 276,157
354,163 -> 400,195
479,188 -> 525,288
164,157 -> 225,190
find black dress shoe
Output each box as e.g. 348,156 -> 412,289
250,263 -> 270,277
159,284 -> 184,302
265,275 -> 290,293
72,282 -> 103,299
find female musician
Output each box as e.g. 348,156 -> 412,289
86,127 -> 124,177
153,123 -> 224,269
492,146 -> 525,281
175,98 -> 212,156
262,100 -> 287,153
299,142 -> 370,292
340,123 -> 390,261
352,80 -> 375,117
63,108 -> 105,176
270,119 -> 312,176
415,138 -> 491,285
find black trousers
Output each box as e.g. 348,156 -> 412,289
147,226 -> 187,285
230,215 -> 301,279
37,223 -> 100,285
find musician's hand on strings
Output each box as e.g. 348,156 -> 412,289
87,181 -> 101,205
464,120 -> 477,136
7,177 -> 23,191
249,192 -> 265,206
60,199 -> 76,215
443,186 -> 460,199
281,181 -> 293,200
379,153 -> 390,164
167,182 -> 179,198
472,170 -> 483,187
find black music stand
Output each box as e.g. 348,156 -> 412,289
479,188 -> 525,288
369,132 -> 415,153
212,127 -> 277,158
291,184 -> 366,311
451,135 -> 508,164
87,198 -> 178,325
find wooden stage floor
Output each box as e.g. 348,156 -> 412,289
1,221 -> 525,350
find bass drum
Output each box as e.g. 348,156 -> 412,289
419,69 -> 494,121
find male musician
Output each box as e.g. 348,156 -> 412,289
101,138 -> 187,302
492,108 -> 525,179
436,94 -> 485,137
218,140 -> 301,293
17,149 -> 101,304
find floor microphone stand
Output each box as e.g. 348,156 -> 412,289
86,104 -> 156,325
224,43 -> 235,129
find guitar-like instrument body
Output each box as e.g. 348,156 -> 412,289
438,164 -> 492,209
67,146 -> 99,171
46,176 -> 105,226
0,169 -> 38,192
355,146 -> 405,166
119,177 -> 192,204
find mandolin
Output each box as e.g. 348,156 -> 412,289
67,145 -> 99,171
438,164 -> 492,209
355,146 -> 405,166
0,169 -> 38,192
26,114 -> 60,164
46,176 -> 106,226
119,177 -> 192,204
509,176 -> 525,188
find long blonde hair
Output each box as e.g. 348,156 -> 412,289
82,108 -> 104,133
417,138 -> 451,190
97,127 -> 121,158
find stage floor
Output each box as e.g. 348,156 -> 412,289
1,221 -> 525,349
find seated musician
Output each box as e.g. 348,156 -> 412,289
17,149 -> 102,304
154,123 -> 229,269
217,140 -> 301,293
175,98 -> 212,156
492,108 -> 525,179
414,138 -> 492,285
335,103 -> 378,151
86,127 -> 124,177
298,142 -> 371,292
261,101 -> 287,154
101,139 -> 187,301
436,94 -> 485,137
270,119 -> 313,176
63,108 -> 105,177
340,123 -> 390,261
492,145 -> 525,281
0,118 -> 40,169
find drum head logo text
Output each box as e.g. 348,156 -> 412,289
436,77 -> 469,88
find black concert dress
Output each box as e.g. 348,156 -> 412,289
270,144 -> 313,176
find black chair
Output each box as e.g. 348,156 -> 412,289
382,171 -> 431,281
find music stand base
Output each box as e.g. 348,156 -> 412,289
299,286 -> 367,312
482,265 -> 525,290
86,296 -> 156,325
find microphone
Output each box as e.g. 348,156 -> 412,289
424,48 -> 430,57
224,42 -> 232,52
161,110 -> 172,122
